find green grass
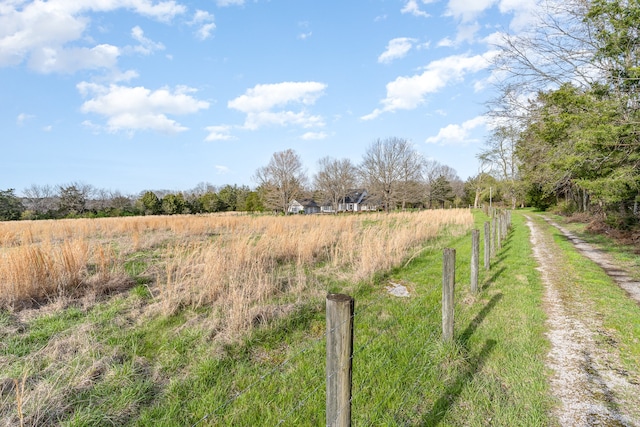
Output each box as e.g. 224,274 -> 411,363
0,210 -> 585,426
548,214 -> 640,282
129,210 -> 553,426
531,213 -> 640,376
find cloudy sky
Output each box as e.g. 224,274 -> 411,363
1,0 -> 536,195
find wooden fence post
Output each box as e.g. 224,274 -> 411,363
484,221 -> 490,271
491,216 -> 497,258
326,293 -> 354,427
471,229 -> 479,294
497,214 -> 502,251
442,248 -> 456,341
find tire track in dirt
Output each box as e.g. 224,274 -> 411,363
541,217 -> 640,305
525,215 -> 640,426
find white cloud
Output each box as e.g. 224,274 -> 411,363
77,82 -> 209,134
438,22 -> 481,48
196,23 -> 216,41
229,82 -> 326,112
244,111 -> 324,131
43,125 -> 53,132
107,69 -> 140,83
129,26 -> 165,55
216,0 -> 244,6
190,10 -> 216,40
215,165 -> 230,174
445,0 -> 497,22
498,0 -> 538,31
301,131 -> 328,140
437,38 -> 454,48
401,0 -> 435,18
0,0 -> 185,73
205,125 -> 235,141
228,81 -> 327,130
425,116 -> 487,145
456,22 -> 481,44
363,52 -> 494,120
297,21 -> 312,40
29,44 -> 121,74
16,113 -> 34,126
378,38 -> 416,64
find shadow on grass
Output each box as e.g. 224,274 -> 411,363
418,339 -> 497,426
415,293 -> 502,425
483,267 -> 506,290
459,293 -> 503,344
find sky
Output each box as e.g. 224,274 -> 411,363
0,0 -> 537,196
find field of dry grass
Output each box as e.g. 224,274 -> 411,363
1,210 -> 472,333
1,210 -> 480,425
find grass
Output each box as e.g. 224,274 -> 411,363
145,209 -> 553,426
529,213 -> 640,377
547,213 -> 640,282
4,208 -> 639,425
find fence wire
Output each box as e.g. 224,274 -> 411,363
192,275 -> 449,427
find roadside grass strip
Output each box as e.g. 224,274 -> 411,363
532,214 -> 640,381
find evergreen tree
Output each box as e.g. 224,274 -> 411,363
0,189 -> 24,221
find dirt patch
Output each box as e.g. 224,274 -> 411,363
525,215 -> 640,426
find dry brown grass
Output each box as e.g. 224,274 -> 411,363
0,210 -> 473,425
1,210 -> 473,326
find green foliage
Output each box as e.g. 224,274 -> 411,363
139,191 -> 162,215
517,82 -> 639,221
217,184 -> 238,211
524,184 -> 554,211
430,176 -> 454,208
0,188 -> 24,221
161,193 -> 186,215
241,191 -> 265,212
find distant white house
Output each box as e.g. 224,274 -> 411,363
292,190 -> 380,214
287,198 -> 321,214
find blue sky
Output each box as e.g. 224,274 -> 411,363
0,0 -> 536,196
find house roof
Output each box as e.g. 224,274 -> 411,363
291,198 -> 319,208
343,189 -> 367,204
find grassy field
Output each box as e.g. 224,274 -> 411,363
2,210 -> 473,425
2,209 -> 639,425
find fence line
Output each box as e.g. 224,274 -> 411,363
194,208 -> 512,426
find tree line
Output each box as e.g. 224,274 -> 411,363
478,0 -> 640,229
1,137 -> 497,221
0,183 -> 263,221
254,138 -> 466,214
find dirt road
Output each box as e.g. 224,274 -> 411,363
525,215 -> 640,426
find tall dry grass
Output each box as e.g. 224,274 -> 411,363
151,210 -> 473,334
0,211 -> 473,331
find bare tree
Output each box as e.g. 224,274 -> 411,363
254,149 -> 307,213
491,0 -> 597,97
478,124 -> 522,208
398,148 -> 424,210
22,184 -> 56,216
422,159 -> 443,209
422,161 -> 461,208
57,182 -> 94,215
190,182 -> 217,197
314,157 -> 358,213
359,137 -> 420,212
